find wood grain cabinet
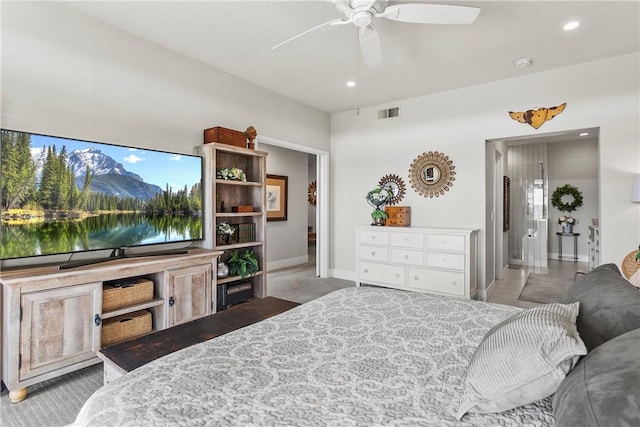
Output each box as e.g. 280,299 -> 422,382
165,264 -> 212,327
0,249 -> 220,402
356,226 -> 479,299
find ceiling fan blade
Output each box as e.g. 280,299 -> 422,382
381,4 -> 480,24
272,18 -> 345,50
359,25 -> 382,68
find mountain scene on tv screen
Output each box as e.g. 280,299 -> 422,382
0,130 -> 203,259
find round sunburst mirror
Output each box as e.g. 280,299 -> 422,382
378,174 -> 406,205
308,181 -> 317,206
408,151 -> 456,198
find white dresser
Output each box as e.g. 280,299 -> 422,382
356,226 -> 479,299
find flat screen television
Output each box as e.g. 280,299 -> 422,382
1,129 -> 203,267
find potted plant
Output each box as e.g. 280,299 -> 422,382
366,186 -> 393,226
371,208 -> 388,226
216,221 -> 235,244
227,249 -> 259,278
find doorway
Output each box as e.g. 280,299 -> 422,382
485,127 -> 599,305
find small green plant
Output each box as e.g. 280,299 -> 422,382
227,249 -> 259,278
371,209 -> 388,221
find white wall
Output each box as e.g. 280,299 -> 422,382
331,53 -> 640,291
263,144 -> 309,270
547,139 -> 599,260
0,1 -> 330,156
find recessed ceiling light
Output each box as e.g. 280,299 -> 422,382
515,57 -> 533,68
563,21 -> 580,31
346,81 -> 356,87
579,132 -> 589,137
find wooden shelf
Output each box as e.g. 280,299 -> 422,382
216,212 -> 263,218
215,179 -> 262,187
216,271 -> 264,285
102,298 -> 164,320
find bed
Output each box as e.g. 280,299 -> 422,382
74,264 -> 640,426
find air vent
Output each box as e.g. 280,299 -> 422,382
378,107 -> 400,120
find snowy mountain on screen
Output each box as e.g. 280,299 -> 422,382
68,148 -> 143,181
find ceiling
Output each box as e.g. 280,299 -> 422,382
61,1 -> 639,114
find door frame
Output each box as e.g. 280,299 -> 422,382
256,135 -> 329,278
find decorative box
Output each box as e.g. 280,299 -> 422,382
204,126 -> 247,148
232,206 -> 253,213
101,310 -> 152,347
103,279 -> 154,312
385,206 -> 411,227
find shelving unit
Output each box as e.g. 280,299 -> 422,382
196,143 -> 268,303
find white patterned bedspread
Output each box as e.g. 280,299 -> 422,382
74,287 -> 554,426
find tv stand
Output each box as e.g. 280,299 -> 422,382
1,248 -> 222,402
57,248 -> 190,270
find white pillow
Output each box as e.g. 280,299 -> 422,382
456,302 -> 586,419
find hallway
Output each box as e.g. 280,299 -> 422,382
487,259 -> 588,308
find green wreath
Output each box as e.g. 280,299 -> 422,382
551,184 -> 583,213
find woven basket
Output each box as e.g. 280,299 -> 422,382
621,250 -> 640,279
103,279 -> 154,312
101,310 -> 152,347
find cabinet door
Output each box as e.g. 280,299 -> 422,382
19,282 -> 102,381
167,263 -> 212,327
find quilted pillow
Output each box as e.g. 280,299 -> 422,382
456,302 -> 586,419
553,328 -> 640,426
561,263 -> 640,351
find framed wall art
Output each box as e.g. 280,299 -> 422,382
503,176 -> 511,232
266,174 -> 288,221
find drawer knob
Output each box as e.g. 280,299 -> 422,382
371,236 -> 376,240
414,276 -> 419,280
395,273 -> 400,278
364,269 -> 369,273
442,258 -> 448,263
404,255 -> 409,260
371,251 -> 376,256
451,281 -> 457,286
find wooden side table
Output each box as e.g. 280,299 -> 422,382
557,232 -> 580,261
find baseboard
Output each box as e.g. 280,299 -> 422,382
484,280 -> 496,301
266,255 -> 309,271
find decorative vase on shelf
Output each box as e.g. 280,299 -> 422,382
563,224 -> 573,234
217,261 -> 230,278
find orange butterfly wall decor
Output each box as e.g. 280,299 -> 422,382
508,103 -> 567,129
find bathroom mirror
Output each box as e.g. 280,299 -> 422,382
408,151 -> 456,198
378,174 -> 406,205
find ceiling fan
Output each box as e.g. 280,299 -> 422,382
272,0 -> 481,68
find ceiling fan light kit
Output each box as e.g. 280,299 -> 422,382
273,0 -> 481,69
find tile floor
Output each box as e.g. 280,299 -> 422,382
487,259 -> 589,308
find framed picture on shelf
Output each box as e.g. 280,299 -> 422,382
266,174 -> 288,221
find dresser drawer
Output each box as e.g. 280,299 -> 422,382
360,229 -> 389,246
426,251 -> 465,271
427,234 -> 465,252
390,248 -> 424,266
359,245 -> 389,262
390,232 -> 424,249
359,262 -> 405,287
408,268 -> 465,297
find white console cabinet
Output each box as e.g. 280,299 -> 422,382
356,226 -> 479,299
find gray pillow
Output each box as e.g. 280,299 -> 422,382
456,302 -> 587,419
561,263 -> 640,351
553,328 -> 640,426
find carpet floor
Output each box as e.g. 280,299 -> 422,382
518,272 -> 575,304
